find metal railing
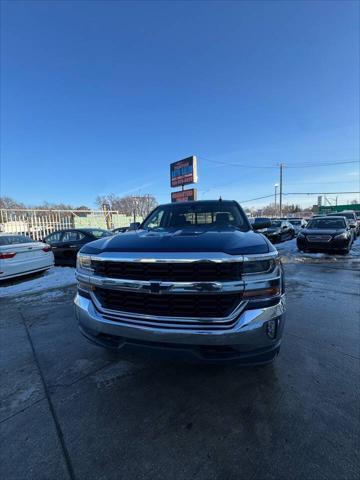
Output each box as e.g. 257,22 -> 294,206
0,209 -> 141,241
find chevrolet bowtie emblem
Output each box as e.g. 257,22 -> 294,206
143,282 -> 169,294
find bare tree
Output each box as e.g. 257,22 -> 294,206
0,196 -> 26,210
251,202 -> 302,218
95,194 -> 157,218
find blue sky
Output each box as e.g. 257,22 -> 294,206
1,0 -> 359,208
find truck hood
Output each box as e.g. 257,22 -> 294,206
80,228 -> 273,255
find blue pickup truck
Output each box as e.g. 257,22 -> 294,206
75,200 -> 286,365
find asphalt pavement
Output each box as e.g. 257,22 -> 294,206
1,247 -> 359,480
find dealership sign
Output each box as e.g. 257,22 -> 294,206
170,156 -> 198,188
171,188 -> 198,203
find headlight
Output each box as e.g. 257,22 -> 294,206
297,233 -> 305,239
76,254 -> 93,273
334,233 -> 347,240
243,259 -> 275,274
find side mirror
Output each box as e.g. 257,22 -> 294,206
129,222 -> 141,230
253,220 -> 271,230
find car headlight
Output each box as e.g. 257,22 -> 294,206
334,233 -> 347,240
297,233 -> 305,239
76,254 -> 94,273
242,259 -> 276,274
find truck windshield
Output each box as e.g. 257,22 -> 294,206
142,202 -> 249,231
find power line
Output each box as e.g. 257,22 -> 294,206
285,161 -> 359,168
199,156 -> 277,169
239,194 -> 278,203
284,180 -> 358,185
284,191 -> 360,195
239,191 -> 360,203
199,155 -> 359,169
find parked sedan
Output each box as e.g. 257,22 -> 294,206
297,216 -> 353,253
0,234 -> 54,280
44,228 -> 113,266
263,220 -> 295,243
288,218 -> 307,235
252,217 -> 271,232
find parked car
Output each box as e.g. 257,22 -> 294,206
263,220 -> 295,243
356,212 -> 360,231
327,211 -> 359,237
75,200 -> 285,365
288,218 -> 307,235
297,216 -> 353,253
44,228 -> 113,266
252,217 -> 271,232
0,233 -> 54,280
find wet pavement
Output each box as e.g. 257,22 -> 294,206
1,244 -> 359,480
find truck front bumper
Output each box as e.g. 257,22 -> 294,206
74,293 -> 286,364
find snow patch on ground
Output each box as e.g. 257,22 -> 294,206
15,289 -> 68,303
0,267 -> 76,298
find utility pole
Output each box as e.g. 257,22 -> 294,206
279,164 -> 284,217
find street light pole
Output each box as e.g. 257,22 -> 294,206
274,183 -> 279,216
279,163 -> 284,217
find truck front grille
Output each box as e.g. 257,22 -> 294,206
92,260 -> 241,282
94,288 -> 242,319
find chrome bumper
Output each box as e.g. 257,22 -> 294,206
74,293 -> 286,349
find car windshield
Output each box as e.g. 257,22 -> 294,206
271,221 -> 282,228
289,220 -> 301,225
142,202 -> 249,231
88,229 -> 112,238
0,235 -> 34,245
307,218 -> 346,230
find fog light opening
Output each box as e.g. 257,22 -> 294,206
266,319 -> 278,339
